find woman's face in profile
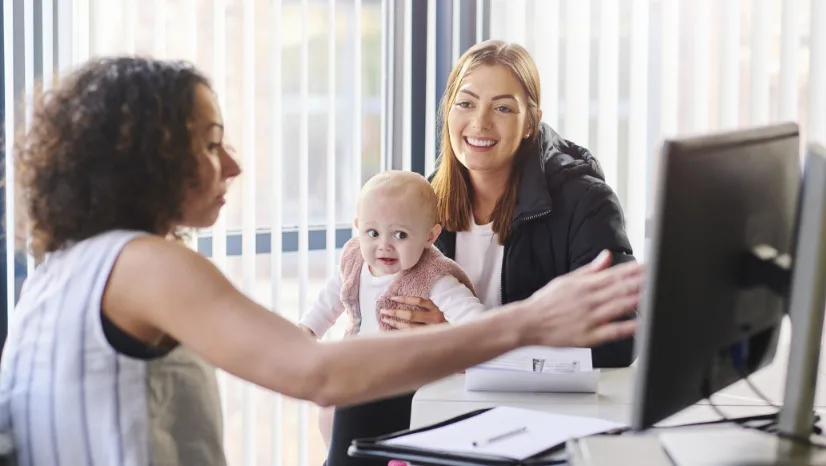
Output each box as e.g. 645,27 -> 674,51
180,84 -> 241,229
447,64 -> 530,175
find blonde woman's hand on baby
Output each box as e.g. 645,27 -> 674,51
379,297 -> 447,329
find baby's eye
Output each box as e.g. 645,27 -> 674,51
367,230 -> 379,238
394,231 -> 408,240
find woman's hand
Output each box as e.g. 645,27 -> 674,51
518,250 -> 643,348
379,297 -> 447,329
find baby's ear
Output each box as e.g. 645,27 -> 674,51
353,217 -> 359,230
427,224 -> 443,245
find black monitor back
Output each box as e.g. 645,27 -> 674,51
631,122 -> 801,430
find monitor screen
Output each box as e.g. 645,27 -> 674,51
631,122 -> 801,430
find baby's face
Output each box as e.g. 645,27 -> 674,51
356,194 -> 438,277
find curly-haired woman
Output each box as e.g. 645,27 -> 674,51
0,57 -> 642,465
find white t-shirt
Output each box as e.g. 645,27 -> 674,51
300,263 -> 485,337
455,221 -> 505,309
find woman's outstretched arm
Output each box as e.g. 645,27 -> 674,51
103,236 -> 641,408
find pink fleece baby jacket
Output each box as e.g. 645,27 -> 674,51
338,237 -> 477,335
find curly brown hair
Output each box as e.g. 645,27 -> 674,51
15,56 -> 211,257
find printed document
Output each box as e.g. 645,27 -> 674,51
465,346 -> 599,392
383,406 -> 625,460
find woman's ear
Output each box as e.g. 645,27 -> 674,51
525,109 -> 543,139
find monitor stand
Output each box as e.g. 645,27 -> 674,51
775,144 -> 826,441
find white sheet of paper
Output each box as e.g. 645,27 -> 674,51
477,346 -> 593,373
382,406 -> 625,461
464,367 -> 600,393
465,346 -> 598,393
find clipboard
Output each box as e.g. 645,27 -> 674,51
348,408 -> 624,466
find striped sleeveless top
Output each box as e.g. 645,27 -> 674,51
0,230 -> 225,466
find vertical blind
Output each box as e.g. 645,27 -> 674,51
489,0 -> 825,258
3,0 -> 384,463
3,0 -> 824,464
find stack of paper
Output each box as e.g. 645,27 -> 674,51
383,406 -> 625,461
465,346 -> 600,393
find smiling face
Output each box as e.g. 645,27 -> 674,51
355,171 -> 441,277
447,64 -> 533,175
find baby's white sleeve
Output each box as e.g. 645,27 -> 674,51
298,273 -> 345,337
429,275 -> 487,324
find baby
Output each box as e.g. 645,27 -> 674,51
298,170 -> 485,447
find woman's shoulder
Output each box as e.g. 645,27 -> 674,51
529,125 -> 620,212
547,168 -> 608,192
114,234 -> 204,271
39,229 -> 152,277
74,234 -> 197,307
530,124 -> 609,194
548,175 -> 623,223
94,232 -> 194,270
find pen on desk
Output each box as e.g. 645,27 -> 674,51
472,426 -> 528,447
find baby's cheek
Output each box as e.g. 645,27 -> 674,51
401,248 -> 420,267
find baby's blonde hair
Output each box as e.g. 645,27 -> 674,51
358,170 -> 438,225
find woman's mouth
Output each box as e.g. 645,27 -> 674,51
464,136 -> 498,151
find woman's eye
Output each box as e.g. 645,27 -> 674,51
394,231 -> 408,240
496,106 -> 513,113
367,230 -> 379,238
455,101 -> 471,108
207,142 -> 221,152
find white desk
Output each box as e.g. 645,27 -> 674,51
412,324 -> 826,428
411,370 -> 826,429
408,333 -> 826,464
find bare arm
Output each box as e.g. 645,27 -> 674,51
104,237 -> 641,408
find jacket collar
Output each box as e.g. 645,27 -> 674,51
512,123 -> 606,222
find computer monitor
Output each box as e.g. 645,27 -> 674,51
631,122 -> 808,431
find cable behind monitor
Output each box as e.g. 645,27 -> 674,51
700,363 -> 826,450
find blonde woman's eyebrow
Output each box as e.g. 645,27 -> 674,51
458,89 -> 517,102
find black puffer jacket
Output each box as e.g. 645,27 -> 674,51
434,122 -> 636,367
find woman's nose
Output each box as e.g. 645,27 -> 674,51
472,107 -> 492,130
221,146 -> 242,179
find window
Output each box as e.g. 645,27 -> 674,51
5,0 -> 390,463
488,0 -> 823,258
3,0 -> 823,464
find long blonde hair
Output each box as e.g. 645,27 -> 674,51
430,40 -> 542,244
